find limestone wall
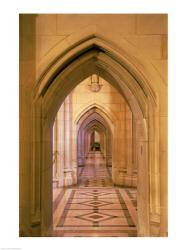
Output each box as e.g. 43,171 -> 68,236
34,14 -> 167,83
20,14 -> 168,236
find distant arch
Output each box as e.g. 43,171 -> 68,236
76,107 -> 112,167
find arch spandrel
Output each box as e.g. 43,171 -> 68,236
34,25 -> 165,107
40,51 -> 149,127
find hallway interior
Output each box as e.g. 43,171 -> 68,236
52,157 -> 137,237
51,75 -> 138,237
19,14 -> 168,237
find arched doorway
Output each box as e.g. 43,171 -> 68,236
31,30 -> 163,236
76,106 -> 113,169
52,80 -> 137,235
90,130 -> 101,151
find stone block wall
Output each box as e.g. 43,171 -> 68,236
20,14 -> 167,236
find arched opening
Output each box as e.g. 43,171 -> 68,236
91,130 -> 101,151
76,105 -> 113,190
30,32 -> 162,236
76,106 -> 113,167
51,75 -> 137,235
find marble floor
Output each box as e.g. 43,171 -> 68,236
52,159 -> 137,237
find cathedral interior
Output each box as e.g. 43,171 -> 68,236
19,14 -> 168,237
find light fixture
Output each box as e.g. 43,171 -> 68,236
88,74 -> 103,92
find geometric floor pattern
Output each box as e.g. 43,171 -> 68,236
77,164 -> 113,187
52,161 -> 137,237
52,187 -> 137,237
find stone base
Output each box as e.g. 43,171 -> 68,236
52,178 -> 59,188
113,173 -> 137,187
20,224 -> 41,237
150,222 -> 161,237
62,170 -> 77,187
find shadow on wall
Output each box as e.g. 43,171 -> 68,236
19,14 -> 37,237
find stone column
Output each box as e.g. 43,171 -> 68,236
52,104 -> 65,187
52,117 -> 58,187
81,129 -> 85,164
136,118 -> 150,236
71,95 -> 78,185
63,94 -> 76,186
77,128 -> 84,166
77,130 -> 82,166
57,103 -> 65,187
132,115 -> 137,186
64,96 -> 71,168
106,130 -> 112,166
87,132 -> 91,153
85,131 -> 89,156
113,119 -> 126,185
125,104 -> 133,186
101,132 -> 107,164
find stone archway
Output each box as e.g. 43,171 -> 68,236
76,106 -> 113,168
30,29 -> 164,236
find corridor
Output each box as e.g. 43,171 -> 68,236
20,14 -> 168,237
52,160 -> 137,237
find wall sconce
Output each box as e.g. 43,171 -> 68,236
88,74 -> 103,92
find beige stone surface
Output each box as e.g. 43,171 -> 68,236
20,14 -> 168,237
20,14 -> 37,35
36,35 -> 67,60
151,59 -> 168,84
159,117 -> 168,152
136,14 -> 168,35
36,14 -> 57,35
162,35 -> 168,59
125,35 -> 162,60
56,14 -> 136,36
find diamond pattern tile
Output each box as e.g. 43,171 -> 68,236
76,211 -> 116,223
78,200 -> 112,208
80,191 -> 112,197
52,162 -> 137,237
78,199 -> 112,208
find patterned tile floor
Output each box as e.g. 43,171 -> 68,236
77,164 -> 113,187
52,158 -> 137,237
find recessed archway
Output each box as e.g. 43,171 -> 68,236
31,30 -> 163,236
76,106 -> 113,168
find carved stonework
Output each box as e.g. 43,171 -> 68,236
88,74 -> 103,92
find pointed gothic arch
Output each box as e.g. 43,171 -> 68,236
76,106 -> 113,168
30,27 -> 165,236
